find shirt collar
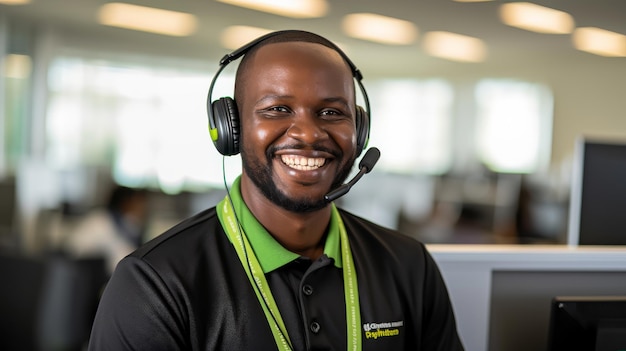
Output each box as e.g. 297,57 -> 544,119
217,176 -> 342,273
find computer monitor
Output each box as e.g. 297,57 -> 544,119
547,296 -> 626,351
488,270 -> 626,351
0,176 -> 17,241
568,137 -> 626,245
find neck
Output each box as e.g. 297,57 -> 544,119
240,177 -> 331,261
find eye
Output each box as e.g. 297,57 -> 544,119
259,105 -> 291,117
320,109 -> 339,116
319,108 -> 348,120
268,106 -> 289,113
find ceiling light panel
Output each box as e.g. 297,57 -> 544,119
216,0 -> 327,18
573,27 -> 626,57
423,31 -> 487,63
98,3 -> 198,37
499,2 -> 574,34
220,26 -> 274,50
0,0 -> 30,4
342,13 -> 418,45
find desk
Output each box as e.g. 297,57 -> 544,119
428,245 -> 626,351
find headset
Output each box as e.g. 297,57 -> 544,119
206,29 -> 371,157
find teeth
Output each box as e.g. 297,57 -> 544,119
281,155 -> 326,170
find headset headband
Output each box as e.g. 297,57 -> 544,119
219,30 -> 363,80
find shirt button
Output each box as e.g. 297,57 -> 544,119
310,321 -> 321,334
302,284 -> 313,296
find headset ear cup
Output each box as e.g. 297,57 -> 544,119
355,105 -> 370,156
211,97 -> 241,156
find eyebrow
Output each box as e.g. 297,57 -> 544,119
254,94 -> 292,107
322,96 -> 351,108
254,95 -> 351,108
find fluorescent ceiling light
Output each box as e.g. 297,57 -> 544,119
422,31 -> 487,63
216,0 -> 327,18
0,0 -> 30,4
220,26 -> 273,50
342,13 -> 418,45
573,27 -> 626,57
453,0 -> 494,2
500,2 -> 574,34
2,54 -> 32,79
98,3 -> 197,37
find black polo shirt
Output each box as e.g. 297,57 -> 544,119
89,192 -> 464,350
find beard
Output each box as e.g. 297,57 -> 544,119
241,145 -> 356,213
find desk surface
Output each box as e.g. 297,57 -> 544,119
428,244 -> 626,262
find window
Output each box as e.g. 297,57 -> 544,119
368,79 -> 453,174
474,79 -> 553,173
47,57 -> 239,194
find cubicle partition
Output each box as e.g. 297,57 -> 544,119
429,245 -> 626,351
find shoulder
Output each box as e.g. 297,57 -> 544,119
127,207 -> 227,265
108,206 -> 238,296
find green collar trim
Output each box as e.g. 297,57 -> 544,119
216,176 -> 342,273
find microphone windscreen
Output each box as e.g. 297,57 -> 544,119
358,147 -> 380,173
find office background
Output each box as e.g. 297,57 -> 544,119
1,1 -> 626,350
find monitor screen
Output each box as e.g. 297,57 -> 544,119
0,176 -> 17,240
568,138 -> 626,245
547,296 -> 626,351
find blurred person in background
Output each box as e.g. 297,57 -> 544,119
63,185 -> 149,274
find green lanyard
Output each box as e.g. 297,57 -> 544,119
220,197 -> 362,351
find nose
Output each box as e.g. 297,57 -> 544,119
286,111 -> 329,145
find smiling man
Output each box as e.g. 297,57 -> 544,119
88,30 -> 464,351
237,38 -> 359,260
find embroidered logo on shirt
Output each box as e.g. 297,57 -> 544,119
362,320 -> 403,339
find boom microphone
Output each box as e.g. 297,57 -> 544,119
324,147 -> 381,203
